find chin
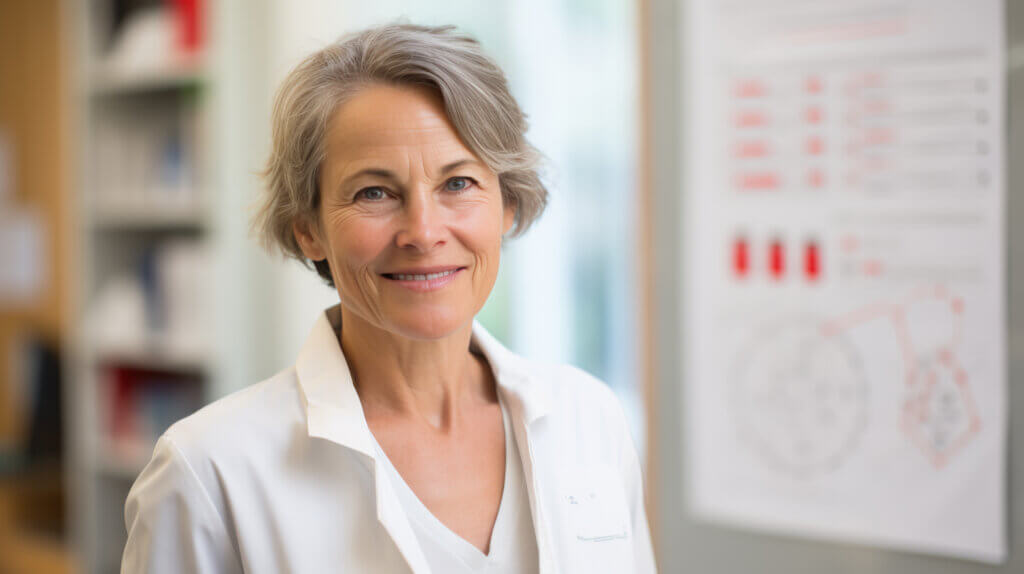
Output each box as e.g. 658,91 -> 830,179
383,308 -> 474,341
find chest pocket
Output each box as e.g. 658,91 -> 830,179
561,464 -> 632,571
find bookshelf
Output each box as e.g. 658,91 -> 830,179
66,1 -> 276,571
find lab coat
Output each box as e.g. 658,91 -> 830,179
122,305 -> 657,573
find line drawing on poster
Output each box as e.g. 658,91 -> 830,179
732,284 -> 980,477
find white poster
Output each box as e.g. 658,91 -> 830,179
682,0 -> 1006,563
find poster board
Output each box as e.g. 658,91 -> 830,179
681,0 -> 1007,563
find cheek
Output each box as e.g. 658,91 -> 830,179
452,201 -> 506,290
321,213 -> 393,276
454,201 -> 505,251
454,188 -> 506,230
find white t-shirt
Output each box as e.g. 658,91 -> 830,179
370,399 -> 539,574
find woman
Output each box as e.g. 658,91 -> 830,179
122,23 -> 656,574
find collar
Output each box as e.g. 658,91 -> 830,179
294,305 -> 552,455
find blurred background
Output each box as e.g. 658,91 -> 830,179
0,0 -> 1021,573
1,0 -> 642,571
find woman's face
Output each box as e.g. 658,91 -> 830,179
295,83 -> 514,340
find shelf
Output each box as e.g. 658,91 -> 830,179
89,342 -> 209,374
89,58 -> 206,97
90,201 -> 207,230
70,2 -> 272,571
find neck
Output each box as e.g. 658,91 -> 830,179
337,306 -> 495,431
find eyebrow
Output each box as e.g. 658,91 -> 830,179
340,159 -> 483,187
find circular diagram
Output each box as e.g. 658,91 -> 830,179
732,320 -> 868,477
901,353 -> 981,468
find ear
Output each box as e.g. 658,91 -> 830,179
502,203 -> 516,235
293,217 -> 327,261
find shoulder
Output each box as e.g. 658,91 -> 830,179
122,371 -> 303,574
526,359 -> 625,419
127,367 -> 305,524
474,321 -> 622,421
518,359 -> 635,457
165,367 -> 302,452
154,367 -> 305,487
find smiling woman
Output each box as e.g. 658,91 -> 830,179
292,83 -> 513,340
120,23 -> 656,574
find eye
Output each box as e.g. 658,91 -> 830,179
445,177 -> 475,192
355,187 -> 388,201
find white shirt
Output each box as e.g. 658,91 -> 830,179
372,399 -> 539,573
122,305 -> 657,573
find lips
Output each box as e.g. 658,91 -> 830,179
381,268 -> 461,281
380,266 -> 466,292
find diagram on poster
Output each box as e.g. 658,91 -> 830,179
682,0 -> 1006,564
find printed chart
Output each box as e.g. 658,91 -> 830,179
682,0 -> 1006,563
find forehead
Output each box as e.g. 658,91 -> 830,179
324,83 -> 472,162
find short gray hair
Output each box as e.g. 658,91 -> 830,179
253,23 -> 548,285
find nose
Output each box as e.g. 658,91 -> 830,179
394,189 -> 447,252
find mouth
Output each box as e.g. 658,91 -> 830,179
380,266 -> 466,292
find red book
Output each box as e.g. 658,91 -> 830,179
173,0 -> 203,53
109,367 -> 139,445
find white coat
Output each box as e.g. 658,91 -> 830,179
122,305 -> 657,573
